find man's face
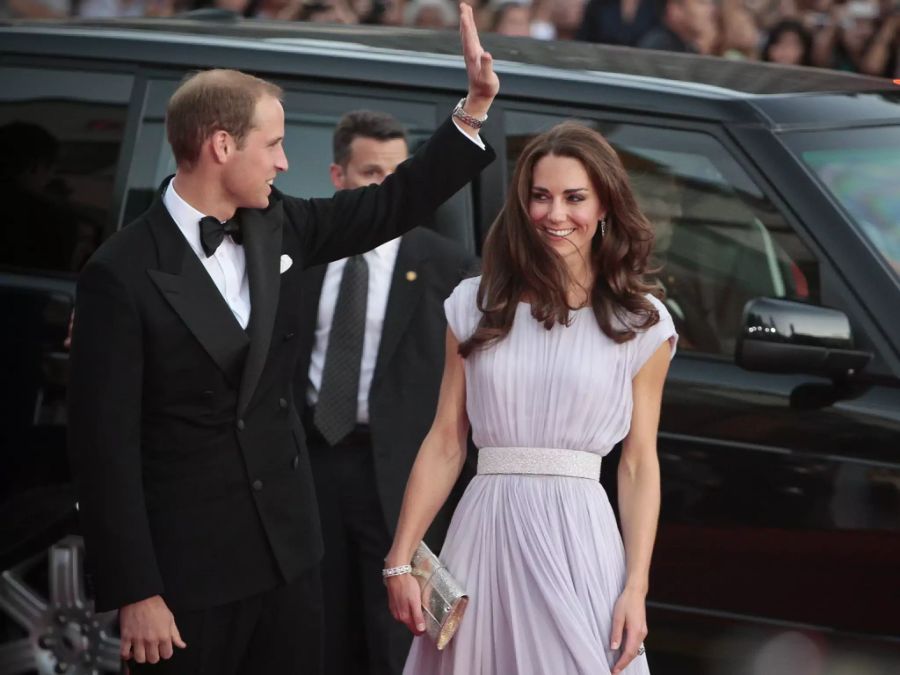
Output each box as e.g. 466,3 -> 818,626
222,94 -> 288,209
331,136 -> 408,191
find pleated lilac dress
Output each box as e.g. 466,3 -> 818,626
403,277 -> 677,675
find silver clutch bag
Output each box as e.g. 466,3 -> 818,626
410,541 -> 469,650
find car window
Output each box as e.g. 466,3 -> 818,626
504,110 -> 821,357
783,125 -> 900,282
0,66 -> 132,275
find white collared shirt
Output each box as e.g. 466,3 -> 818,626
163,181 -> 251,329
306,238 -> 401,424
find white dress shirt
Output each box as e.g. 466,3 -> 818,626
306,238 -> 401,424
163,182 -> 251,329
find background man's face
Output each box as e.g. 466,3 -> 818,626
331,136 -> 409,190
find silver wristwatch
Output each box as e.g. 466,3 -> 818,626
452,97 -> 488,129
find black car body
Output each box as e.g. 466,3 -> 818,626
1,16 -> 899,675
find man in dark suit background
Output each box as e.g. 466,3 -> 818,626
295,110 -> 477,675
67,14 -> 498,672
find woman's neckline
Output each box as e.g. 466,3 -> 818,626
517,299 -> 592,312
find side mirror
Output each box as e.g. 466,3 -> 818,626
736,297 -> 871,379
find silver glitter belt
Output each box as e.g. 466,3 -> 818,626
477,446 -> 602,480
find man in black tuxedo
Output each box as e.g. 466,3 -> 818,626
67,12 -> 498,673
295,110 -> 476,675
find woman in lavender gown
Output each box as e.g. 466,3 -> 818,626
383,122 -> 677,675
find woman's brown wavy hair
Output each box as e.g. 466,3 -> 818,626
458,122 -> 661,357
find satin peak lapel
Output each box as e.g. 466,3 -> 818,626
237,203 -> 283,415
146,199 -> 249,387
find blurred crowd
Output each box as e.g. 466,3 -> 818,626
4,0 -> 898,77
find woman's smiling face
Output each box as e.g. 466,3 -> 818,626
528,154 -> 606,262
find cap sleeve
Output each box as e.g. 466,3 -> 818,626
443,276 -> 480,342
631,294 -> 678,377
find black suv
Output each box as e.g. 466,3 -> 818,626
1,17 -> 898,675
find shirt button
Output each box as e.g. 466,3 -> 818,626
279,398 -> 288,409
252,479 -> 263,491
237,419 -> 246,431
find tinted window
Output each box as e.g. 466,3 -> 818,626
0,67 -> 131,275
504,111 -> 821,356
784,125 -> 900,283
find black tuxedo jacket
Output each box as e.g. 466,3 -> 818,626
295,228 -> 476,544
67,118 -> 494,613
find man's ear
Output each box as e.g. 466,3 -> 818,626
329,163 -> 345,191
210,130 -> 232,164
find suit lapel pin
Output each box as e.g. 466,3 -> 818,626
406,270 -> 417,282
280,254 -> 293,274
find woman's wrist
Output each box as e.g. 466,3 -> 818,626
624,578 -> 649,596
382,563 -> 413,582
384,543 -> 414,569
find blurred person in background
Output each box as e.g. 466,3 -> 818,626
404,0 -> 459,26
244,0 -> 307,19
190,0 -> 256,16
3,0 -> 70,18
547,0 -> 587,39
719,1 -> 762,58
800,0 -> 835,32
516,0 -> 582,38
638,0 -> 717,53
812,0 -> 896,75
695,5 -> 720,52
861,8 -> 899,76
298,0 -> 359,21
762,18 -> 814,64
744,0 -> 798,31
345,0 -> 380,22
529,0 -> 559,38
77,0 -> 162,16
576,0 -> 661,47
372,0 -> 406,24
489,0 -> 533,35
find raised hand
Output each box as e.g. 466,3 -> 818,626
459,2 -> 499,118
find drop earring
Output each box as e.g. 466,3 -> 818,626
598,217 -> 607,238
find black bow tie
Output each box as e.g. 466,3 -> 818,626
199,215 -> 242,257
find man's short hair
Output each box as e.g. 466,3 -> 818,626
332,110 -> 408,167
166,69 -> 283,168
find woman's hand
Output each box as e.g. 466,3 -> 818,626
610,586 -> 648,674
386,573 -> 427,636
